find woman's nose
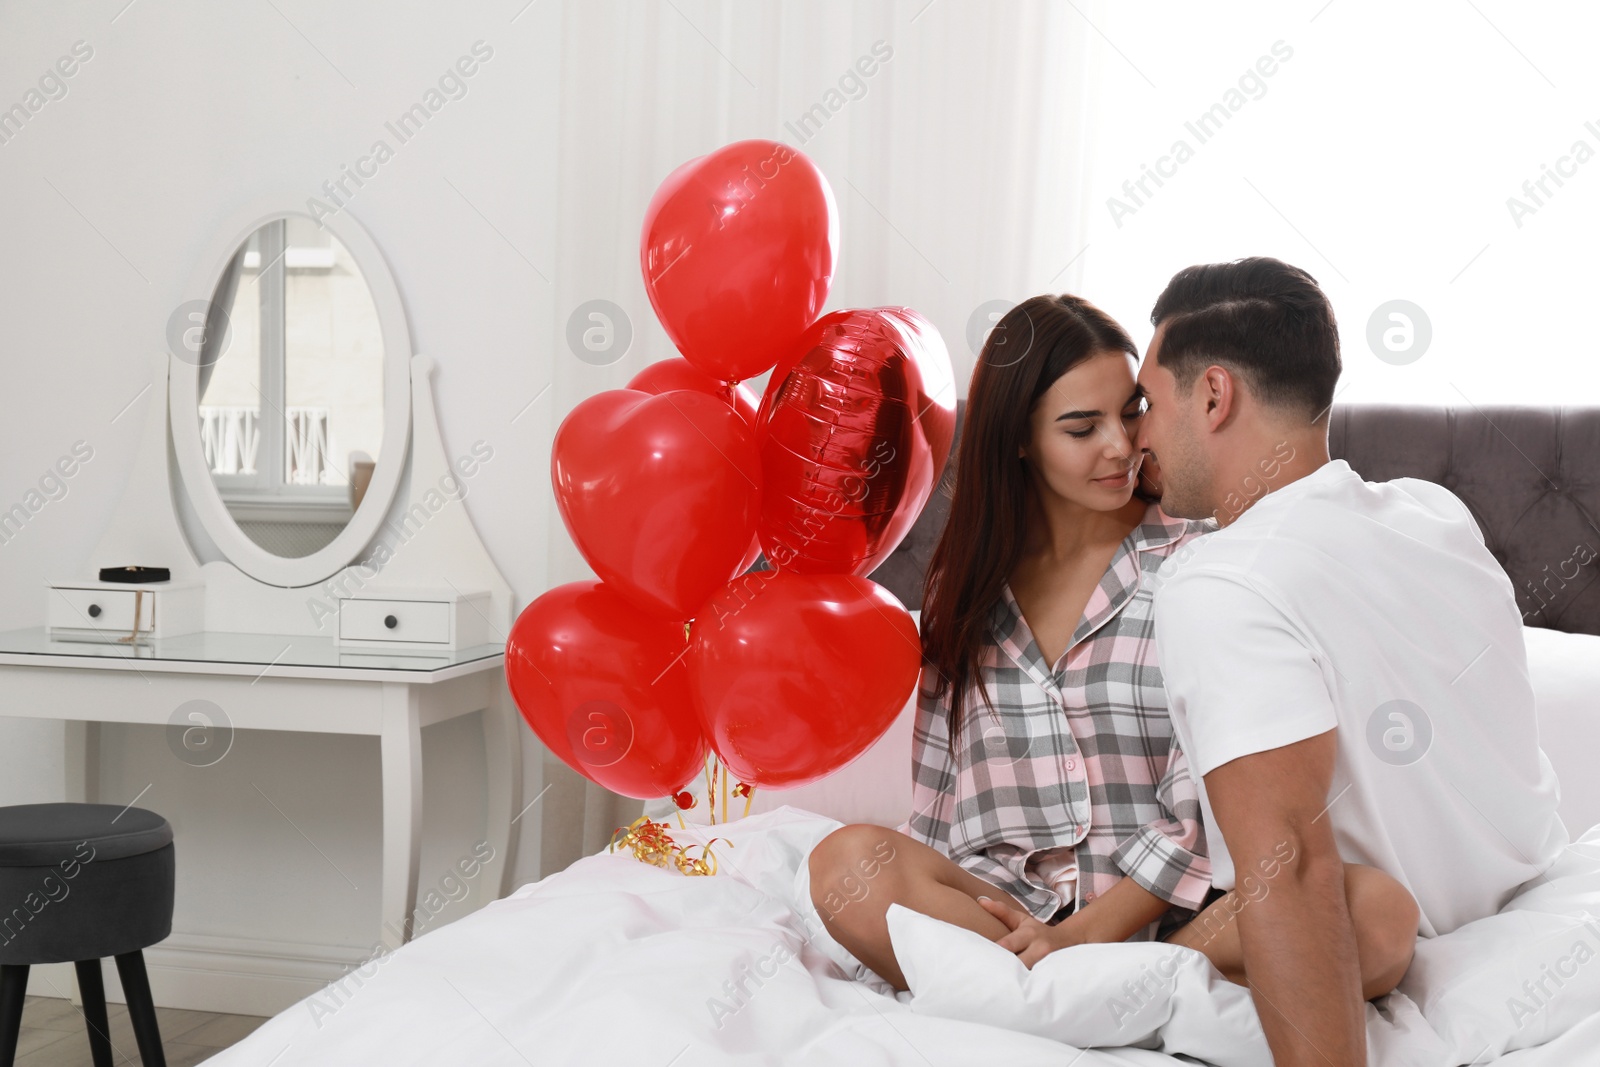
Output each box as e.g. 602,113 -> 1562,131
1104,422 -> 1136,458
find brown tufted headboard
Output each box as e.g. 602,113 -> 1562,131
867,403 -> 1600,637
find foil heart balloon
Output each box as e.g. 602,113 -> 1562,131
551,388 -> 762,620
640,139 -> 839,384
627,358 -> 764,576
687,570 -> 920,788
754,307 -> 956,575
507,580 -> 707,799
627,356 -> 761,427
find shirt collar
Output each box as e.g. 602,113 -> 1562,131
989,499 -> 1200,682
1225,459 -> 1354,527
1128,498 -> 1200,552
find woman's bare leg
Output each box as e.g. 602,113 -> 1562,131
807,823 -> 1031,993
1162,862 -> 1420,1000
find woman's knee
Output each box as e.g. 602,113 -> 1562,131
1344,863 -> 1419,998
808,824 -> 908,928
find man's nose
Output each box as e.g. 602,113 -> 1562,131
1131,419 -> 1151,453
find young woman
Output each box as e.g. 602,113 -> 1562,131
804,294 -> 1418,998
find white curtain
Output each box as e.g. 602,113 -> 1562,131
534,0 -> 1105,878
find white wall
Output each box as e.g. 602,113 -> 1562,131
0,0 -> 568,1012
1077,1 -> 1600,406
0,0 -> 1097,1013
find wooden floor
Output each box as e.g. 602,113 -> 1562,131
12,995 -> 269,1066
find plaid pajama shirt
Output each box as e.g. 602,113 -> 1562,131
895,501 -> 1217,940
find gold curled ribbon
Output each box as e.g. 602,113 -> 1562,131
608,814 -> 730,876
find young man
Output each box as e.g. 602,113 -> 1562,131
1132,257 -> 1568,1066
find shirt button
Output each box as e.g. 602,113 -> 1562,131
1085,892 -> 1095,901
1066,758 -> 1077,771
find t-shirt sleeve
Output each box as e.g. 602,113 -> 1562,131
1153,570 -> 1339,777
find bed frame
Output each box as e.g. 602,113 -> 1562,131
869,403 -> 1600,637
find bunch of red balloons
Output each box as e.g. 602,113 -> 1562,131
506,139 -> 956,804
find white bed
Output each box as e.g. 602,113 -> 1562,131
200,624 -> 1600,1066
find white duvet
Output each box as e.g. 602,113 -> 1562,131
204,806 -> 1600,1066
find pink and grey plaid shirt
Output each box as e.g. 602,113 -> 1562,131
895,500 -> 1216,939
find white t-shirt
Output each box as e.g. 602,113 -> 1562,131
1152,458 -> 1567,937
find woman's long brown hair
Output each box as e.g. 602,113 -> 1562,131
920,294 -> 1154,761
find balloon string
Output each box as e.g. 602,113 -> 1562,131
698,749 -> 755,824
704,749 -> 717,824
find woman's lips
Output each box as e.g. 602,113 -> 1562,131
1092,468 -> 1134,487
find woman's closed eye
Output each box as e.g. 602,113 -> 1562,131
1066,401 -> 1144,438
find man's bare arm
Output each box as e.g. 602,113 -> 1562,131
1204,729 -> 1366,1066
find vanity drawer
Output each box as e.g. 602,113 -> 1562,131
48,587 -> 153,634
339,599 -> 452,644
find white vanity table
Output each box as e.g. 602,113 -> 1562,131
0,193 -> 528,1014
0,628 -> 516,946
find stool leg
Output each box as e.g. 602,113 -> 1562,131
73,960 -> 114,1067
0,964 -> 28,1067
113,952 -> 166,1067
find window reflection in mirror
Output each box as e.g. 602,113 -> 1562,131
197,216 -> 385,558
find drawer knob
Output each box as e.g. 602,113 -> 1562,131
384,614 -> 398,629
88,604 -> 102,618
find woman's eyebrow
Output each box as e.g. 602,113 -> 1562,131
1052,388 -> 1147,422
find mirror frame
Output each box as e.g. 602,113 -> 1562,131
169,194 -> 413,588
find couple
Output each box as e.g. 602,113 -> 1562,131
806,257 -> 1568,1065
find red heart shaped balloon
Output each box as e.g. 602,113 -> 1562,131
506,580 -> 706,799
628,358 -> 765,576
754,307 -> 956,575
640,139 -> 838,384
552,388 -> 762,620
627,356 -> 760,427
687,571 -> 921,788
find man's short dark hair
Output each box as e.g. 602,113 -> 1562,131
1150,256 -> 1341,421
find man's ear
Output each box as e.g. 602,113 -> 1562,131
1203,364 -> 1235,431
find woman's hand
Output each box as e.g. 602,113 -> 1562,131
977,896 -> 1088,968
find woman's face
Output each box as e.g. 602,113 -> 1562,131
1019,350 -> 1148,512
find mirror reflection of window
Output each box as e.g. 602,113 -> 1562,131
196,216 -> 385,558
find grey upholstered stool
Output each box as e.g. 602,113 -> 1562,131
0,803 -> 175,1067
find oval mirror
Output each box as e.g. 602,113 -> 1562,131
169,200 -> 412,588
197,216 -> 384,555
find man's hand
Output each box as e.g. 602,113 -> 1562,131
976,896 -> 1086,968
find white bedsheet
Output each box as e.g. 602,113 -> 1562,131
202,806 -> 1600,1066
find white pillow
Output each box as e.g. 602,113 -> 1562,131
1522,625 -> 1600,835
887,902 -> 1275,1065
643,611 -> 919,828
892,832 -> 1600,1063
